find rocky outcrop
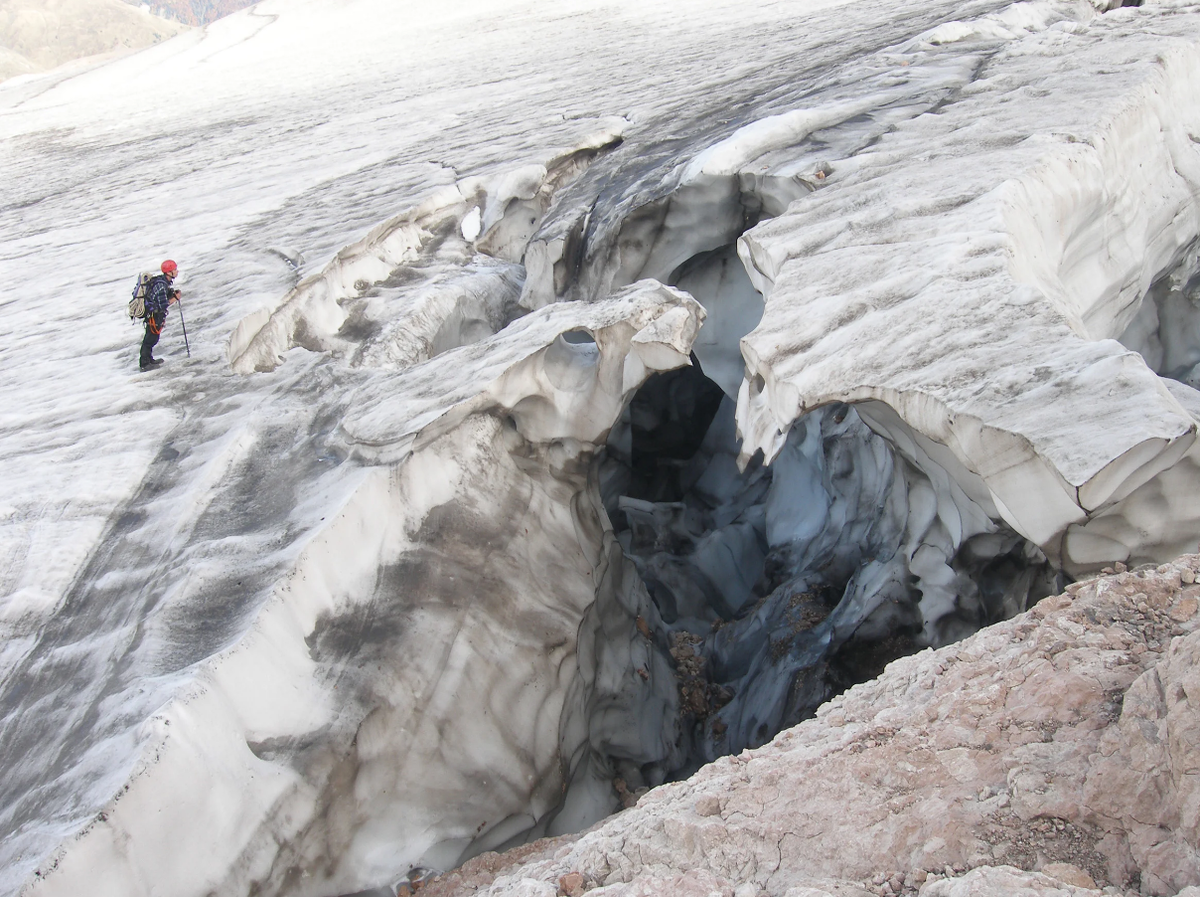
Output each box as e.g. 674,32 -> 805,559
423,557 -> 1200,897
0,0 -> 186,79
0,42 -> 35,79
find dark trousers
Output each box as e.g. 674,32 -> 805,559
140,312 -> 165,365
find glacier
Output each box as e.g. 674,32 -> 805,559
1,0 -> 1199,894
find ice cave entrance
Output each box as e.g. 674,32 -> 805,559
591,360 -> 1062,783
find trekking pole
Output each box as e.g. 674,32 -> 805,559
177,296 -> 191,357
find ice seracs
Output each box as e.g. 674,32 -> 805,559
228,125 -> 627,376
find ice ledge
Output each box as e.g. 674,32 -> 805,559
336,281 -> 703,465
736,14 -> 1200,569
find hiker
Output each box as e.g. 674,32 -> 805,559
140,260 -> 182,371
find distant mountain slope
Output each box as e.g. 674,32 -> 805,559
0,41 -> 36,79
0,0 -> 186,76
130,0 -> 256,25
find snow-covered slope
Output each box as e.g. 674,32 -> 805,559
1,0 -> 1199,895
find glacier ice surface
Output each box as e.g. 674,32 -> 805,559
2,0 -> 1200,894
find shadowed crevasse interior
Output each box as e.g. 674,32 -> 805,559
545,359 -> 1061,839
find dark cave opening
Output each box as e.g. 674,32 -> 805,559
586,359 -> 1062,789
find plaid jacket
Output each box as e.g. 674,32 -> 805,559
144,275 -> 175,318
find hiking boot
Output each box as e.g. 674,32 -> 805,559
139,358 -> 165,371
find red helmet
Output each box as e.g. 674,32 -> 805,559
161,260 -> 178,276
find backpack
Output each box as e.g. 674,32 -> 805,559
128,272 -> 155,321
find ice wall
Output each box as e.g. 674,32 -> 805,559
14,285 -> 704,897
